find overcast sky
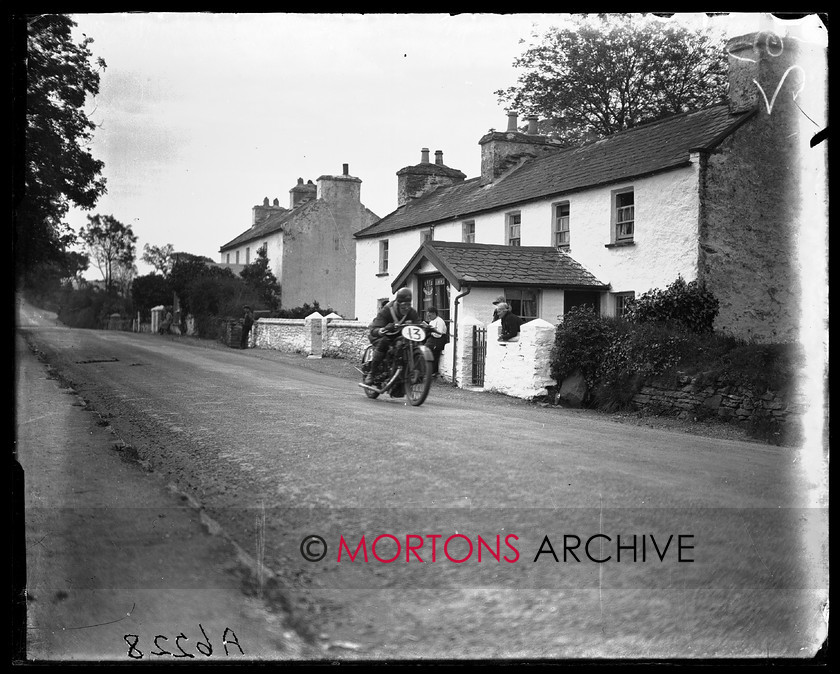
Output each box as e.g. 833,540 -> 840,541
63,12 -> 798,277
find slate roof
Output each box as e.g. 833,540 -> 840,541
393,241 -> 608,292
357,104 -> 754,239
219,202 -> 314,251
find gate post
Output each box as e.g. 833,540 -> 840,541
305,312 -> 326,358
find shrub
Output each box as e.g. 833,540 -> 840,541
550,306 -> 624,389
625,275 -> 719,334
274,301 -> 335,319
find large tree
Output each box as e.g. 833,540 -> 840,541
79,214 -> 137,294
142,243 -> 176,278
496,14 -> 728,146
240,245 -> 280,310
15,14 -> 108,285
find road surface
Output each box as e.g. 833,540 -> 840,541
16,298 -> 828,661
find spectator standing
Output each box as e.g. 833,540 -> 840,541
424,307 -> 447,379
241,306 -> 254,349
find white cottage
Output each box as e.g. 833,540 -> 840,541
354,29 -> 827,385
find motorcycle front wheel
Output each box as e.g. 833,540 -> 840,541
405,345 -> 432,406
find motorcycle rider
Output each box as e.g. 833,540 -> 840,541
364,287 -> 422,386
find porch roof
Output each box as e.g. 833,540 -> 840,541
392,241 -> 609,293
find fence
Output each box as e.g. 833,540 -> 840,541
472,326 -> 487,386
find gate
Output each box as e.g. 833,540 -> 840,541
472,326 -> 487,386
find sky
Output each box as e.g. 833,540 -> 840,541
62,12 -> 803,277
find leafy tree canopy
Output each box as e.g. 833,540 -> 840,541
141,243 -> 175,277
496,13 -> 728,146
16,14 -> 107,283
79,214 -> 137,294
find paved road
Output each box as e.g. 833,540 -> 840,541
16,299 -> 828,661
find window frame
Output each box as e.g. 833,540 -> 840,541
420,274 -> 451,324
614,291 -> 636,318
235,250 -> 240,264
505,287 -> 539,321
245,247 -> 251,264
506,211 -> 521,246
611,187 -> 635,244
462,220 -> 475,243
553,201 -> 570,249
378,239 -> 389,274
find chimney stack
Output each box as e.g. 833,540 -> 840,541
506,112 -> 518,132
421,148 -> 430,163
525,115 -> 539,135
435,150 -> 444,165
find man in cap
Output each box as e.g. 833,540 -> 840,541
364,287 -> 422,386
492,295 -> 506,322
496,302 -> 522,342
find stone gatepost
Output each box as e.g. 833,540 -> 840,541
305,312 -> 327,358
483,318 -> 557,399
456,316 -> 485,388
151,305 -> 165,334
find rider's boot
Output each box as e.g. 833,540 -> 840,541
364,350 -> 385,386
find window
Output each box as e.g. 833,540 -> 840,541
226,253 -> 230,264
507,212 -> 521,246
379,240 -> 389,274
614,291 -> 635,318
235,250 -> 240,264
462,221 -> 475,243
613,189 -> 635,243
553,202 -> 570,249
422,226 -> 435,242
421,275 -> 451,323
246,247 -> 251,264
506,288 -> 538,321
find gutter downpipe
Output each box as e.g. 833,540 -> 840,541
452,285 -> 471,387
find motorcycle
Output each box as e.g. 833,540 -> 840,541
357,323 -> 434,406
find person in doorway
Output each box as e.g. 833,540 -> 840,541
364,287 -> 422,386
496,302 -> 522,342
241,306 -> 254,348
424,307 -> 448,379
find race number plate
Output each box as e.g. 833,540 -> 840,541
401,325 -> 427,342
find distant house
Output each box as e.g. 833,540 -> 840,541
220,165 -> 379,318
354,29 -> 826,385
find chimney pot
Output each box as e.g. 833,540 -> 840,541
525,116 -> 539,135
263,197 -> 269,206
435,150 -> 444,165
297,177 -> 303,184
506,112 -> 518,132
343,163 -> 349,176
273,198 -> 279,206
421,148 -> 430,163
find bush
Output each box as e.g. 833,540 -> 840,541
273,301 -> 335,319
186,275 -> 261,338
626,275 -> 719,333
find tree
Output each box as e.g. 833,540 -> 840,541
15,14 -> 107,286
131,273 -> 171,319
168,252 -> 230,318
79,214 -> 138,294
240,245 -> 280,310
141,242 -> 175,277
496,14 -> 728,146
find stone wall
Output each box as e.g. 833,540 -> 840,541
631,373 -> 806,431
483,318 -> 556,399
322,320 -> 370,360
254,318 -> 308,353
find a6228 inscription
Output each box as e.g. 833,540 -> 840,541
123,624 -> 243,659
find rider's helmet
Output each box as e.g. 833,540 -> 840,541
394,287 -> 413,318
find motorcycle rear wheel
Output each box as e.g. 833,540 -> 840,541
405,346 -> 432,406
